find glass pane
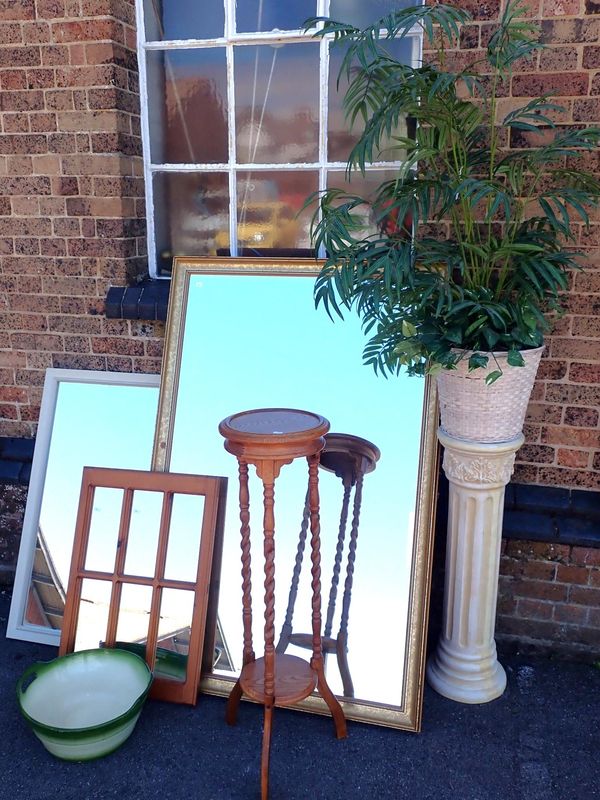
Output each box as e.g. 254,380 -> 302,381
237,0 -> 317,33
157,589 -> 195,682
153,172 -> 229,272
236,171 -> 318,252
124,491 -> 163,579
330,0 -> 413,28
116,584 -> 153,645
74,579 -> 111,652
327,169 -> 400,238
85,488 -> 123,574
164,494 -> 205,583
328,37 -> 415,163
235,43 -> 319,164
143,0 -> 224,41
146,49 -> 228,164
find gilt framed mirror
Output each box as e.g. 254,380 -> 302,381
7,369 -> 160,646
153,257 -> 438,730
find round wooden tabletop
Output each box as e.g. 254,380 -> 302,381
219,408 -> 330,463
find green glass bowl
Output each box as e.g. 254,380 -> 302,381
16,648 -> 153,761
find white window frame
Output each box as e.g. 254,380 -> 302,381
134,0 -> 421,278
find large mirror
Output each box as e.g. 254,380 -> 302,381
7,369 -> 160,646
153,257 -> 438,730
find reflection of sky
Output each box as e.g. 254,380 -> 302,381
169,273 -> 425,705
38,383 -> 159,590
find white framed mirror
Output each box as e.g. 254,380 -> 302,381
153,257 -> 438,730
7,369 -> 160,646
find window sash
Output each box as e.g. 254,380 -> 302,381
135,0 -> 421,277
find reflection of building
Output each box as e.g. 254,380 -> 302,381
26,528 -> 65,630
25,527 -> 234,672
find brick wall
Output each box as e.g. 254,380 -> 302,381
497,540 -> 600,659
0,0 -> 597,656
0,0 -> 163,439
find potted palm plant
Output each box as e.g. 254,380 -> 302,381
305,0 -> 600,705
306,0 -> 600,444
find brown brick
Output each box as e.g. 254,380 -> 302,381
105,355 -> 133,372
40,45 -> 69,67
550,336 -> 600,360
51,353 -> 107,371
47,315 -> 102,335
541,18 -> 600,43
542,425 -> 600,447
91,336 -> 144,356
573,99 -> 600,122
583,45 -> 600,69
52,20 -> 124,45
539,46 -> 580,72
512,72 -> 589,97
557,448 -> 591,468
537,465 -> 600,488
23,21 -> 51,44
525,403 -> 563,424
30,113 -> 57,132
564,405 -> 599,427
517,444 -> 555,464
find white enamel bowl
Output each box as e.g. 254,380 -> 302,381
16,648 -> 153,761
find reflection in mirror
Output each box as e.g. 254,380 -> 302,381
154,258 -> 438,730
7,369 -> 160,646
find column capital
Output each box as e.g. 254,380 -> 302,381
438,429 -> 524,489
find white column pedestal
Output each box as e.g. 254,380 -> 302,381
426,430 -> 523,704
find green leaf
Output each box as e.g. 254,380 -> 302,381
485,370 -> 503,385
468,352 -> 489,371
507,349 -> 525,367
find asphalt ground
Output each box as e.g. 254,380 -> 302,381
1,590 -> 598,800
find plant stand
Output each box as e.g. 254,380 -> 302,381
426,430 -> 523,704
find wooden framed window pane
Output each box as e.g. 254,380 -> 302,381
234,43 -> 320,165
124,491 -> 163,579
164,494 -> 205,583
237,0 -> 317,33
146,48 -> 228,165
74,579 -> 112,652
153,172 -> 229,268
236,170 -> 318,252
143,0 -> 225,42
116,584 -> 153,644
85,488 -> 123,575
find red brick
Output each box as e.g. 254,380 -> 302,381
537,466 -> 599,489
550,336 -> 600,360
91,336 -> 144,356
564,405 -> 599,427
52,20 -> 124,45
542,425 -> 600,447
571,547 -> 600,567
516,598 -> 554,620
553,604 -> 589,625
525,403 -> 563,424
556,564 -> 591,585
569,585 -> 600,605
513,578 -> 569,601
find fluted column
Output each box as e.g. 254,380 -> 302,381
426,430 -> 523,704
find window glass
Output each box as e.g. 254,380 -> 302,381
327,169 -> 400,238
329,0 -> 413,28
237,0 -> 317,33
328,37 -> 415,163
236,171 -> 318,252
143,0 -> 224,41
146,48 -> 228,164
235,43 -> 319,164
153,172 -> 230,271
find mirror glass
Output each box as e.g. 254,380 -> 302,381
154,258 -> 438,729
7,370 -> 160,646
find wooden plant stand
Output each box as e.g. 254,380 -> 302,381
218,409 -> 347,800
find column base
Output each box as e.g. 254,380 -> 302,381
426,642 -> 506,704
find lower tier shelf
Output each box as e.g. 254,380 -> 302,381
239,654 -> 317,705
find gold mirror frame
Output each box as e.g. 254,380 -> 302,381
152,257 -> 438,731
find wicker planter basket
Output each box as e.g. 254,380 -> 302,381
436,346 -> 544,443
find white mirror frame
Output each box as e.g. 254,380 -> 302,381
7,368 -> 160,646
153,257 -> 439,731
